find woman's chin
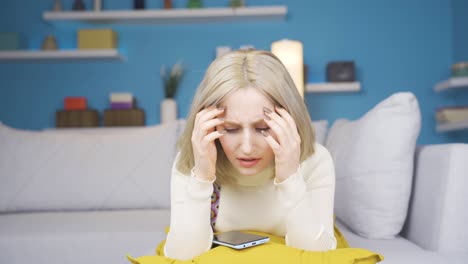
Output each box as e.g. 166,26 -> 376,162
234,166 -> 262,176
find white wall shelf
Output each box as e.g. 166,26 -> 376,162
436,119 -> 468,132
434,77 -> 468,92
306,82 -> 361,93
42,6 -> 287,24
0,49 -> 123,61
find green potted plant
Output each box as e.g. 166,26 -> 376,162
160,61 -> 184,123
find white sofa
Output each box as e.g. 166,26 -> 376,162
0,92 -> 467,264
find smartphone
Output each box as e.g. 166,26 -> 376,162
212,231 -> 270,249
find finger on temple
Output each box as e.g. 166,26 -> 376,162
261,130 -> 280,152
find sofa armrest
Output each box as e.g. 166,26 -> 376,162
402,144 -> 468,253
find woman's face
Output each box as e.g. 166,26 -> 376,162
216,87 -> 276,176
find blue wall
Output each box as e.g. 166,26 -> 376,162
454,0 -> 468,61
0,0 -> 467,144
446,0 -> 468,142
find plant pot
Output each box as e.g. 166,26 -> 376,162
161,98 -> 177,124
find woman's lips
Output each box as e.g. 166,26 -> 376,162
237,158 -> 260,168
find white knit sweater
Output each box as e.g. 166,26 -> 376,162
165,143 -> 337,260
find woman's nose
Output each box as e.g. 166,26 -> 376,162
240,130 -> 254,154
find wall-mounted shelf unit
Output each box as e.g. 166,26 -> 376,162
436,119 -> 468,132
306,82 -> 361,93
43,6 -> 287,24
434,76 -> 468,132
434,77 -> 468,92
0,49 -> 123,61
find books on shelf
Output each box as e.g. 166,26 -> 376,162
436,106 -> 468,123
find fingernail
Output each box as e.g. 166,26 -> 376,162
264,114 -> 271,121
218,130 -> 227,134
263,107 -> 272,114
261,130 -> 269,137
217,106 -> 226,111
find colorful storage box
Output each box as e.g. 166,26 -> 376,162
78,29 -> 118,50
64,97 -> 87,111
103,109 -> 145,126
0,32 -> 20,50
56,109 -> 99,128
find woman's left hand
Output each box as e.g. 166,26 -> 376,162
262,106 -> 301,183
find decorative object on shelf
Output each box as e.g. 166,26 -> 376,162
216,46 -> 231,58
41,35 -> 58,50
0,32 -> 20,50
164,0 -> 173,9
52,0 -> 63,11
64,96 -> 87,110
161,98 -> 177,124
94,0 -> 102,11
271,39 -> 304,98
326,61 -> 355,82
433,63 -> 468,133
230,0 -> 245,8
104,93 -> 144,126
187,0 -> 203,8
160,61 -> 184,124
56,109 -> 99,127
56,96 -> 98,127
78,29 -> 118,50
452,62 -> 468,77
110,92 -> 135,109
103,108 -> 145,126
436,106 -> 468,124
134,0 -> 145,10
435,106 -> 468,132
72,0 -> 86,11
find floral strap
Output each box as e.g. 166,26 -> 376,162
210,183 -> 221,230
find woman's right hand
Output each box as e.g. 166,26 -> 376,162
191,106 -> 226,181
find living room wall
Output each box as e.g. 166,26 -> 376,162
448,0 -> 468,142
453,0 -> 468,62
0,0 -> 466,144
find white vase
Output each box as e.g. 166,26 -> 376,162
161,98 -> 177,124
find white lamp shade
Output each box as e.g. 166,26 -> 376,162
271,39 -> 304,98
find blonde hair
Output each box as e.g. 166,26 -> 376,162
176,50 -> 316,182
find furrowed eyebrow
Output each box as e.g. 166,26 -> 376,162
224,119 -> 267,126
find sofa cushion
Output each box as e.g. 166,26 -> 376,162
0,120 -> 184,212
312,120 -> 328,145
0,209 -> 170,264
325,92 -> 421,239
334,220 -> 451,264
404,144 -> 468,253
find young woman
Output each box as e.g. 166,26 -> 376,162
164,50 -> 336,260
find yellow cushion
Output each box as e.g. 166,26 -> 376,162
127,225 -> 383,264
